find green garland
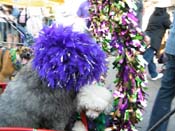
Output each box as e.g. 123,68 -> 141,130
10,49 -> 22,70
89,0 -> 148,130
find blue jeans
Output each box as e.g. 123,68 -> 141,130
143,47 -> 158,78
147,53 -> 175,131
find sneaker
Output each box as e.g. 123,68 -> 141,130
151,73 -> 163,81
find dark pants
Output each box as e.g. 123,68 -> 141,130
143,47 -> 158,78
147,53 -> 175,131
0,22 -> 6,41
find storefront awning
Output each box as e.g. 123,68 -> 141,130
0,0 -> 64,7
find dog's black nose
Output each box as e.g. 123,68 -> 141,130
20,52 -> 32,60
26,53 -> 31,57
25,53 -> 32,59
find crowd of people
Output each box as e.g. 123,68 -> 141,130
140,0 -> 175,131
0,4 -> 55,47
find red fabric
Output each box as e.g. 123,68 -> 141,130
80,112 -> 88,131
0,83 -> 7,92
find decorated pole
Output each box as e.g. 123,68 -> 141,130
89,0 -> 148,130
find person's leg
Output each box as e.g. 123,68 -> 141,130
12,28 -> 19,47
7,33 -> 13,48
143,47 -> 155,63
147,56 -> 175,131
143,47 -> 158,77
148,59 -> 158,78
0,22 -> 3,42
6,23 -> 12,48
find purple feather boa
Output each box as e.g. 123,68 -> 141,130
32,24 -> 107,91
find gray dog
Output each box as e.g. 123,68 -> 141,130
0,24 -> 107,131
0,62 -> 77,131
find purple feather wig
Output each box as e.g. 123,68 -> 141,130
32,24 -> 107,91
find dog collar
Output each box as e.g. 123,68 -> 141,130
10,49 -> 22,70
80,112 -> 88,131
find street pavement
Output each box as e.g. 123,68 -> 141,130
106,56 -> 175,131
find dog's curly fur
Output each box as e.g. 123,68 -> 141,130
0,61 -> 77,131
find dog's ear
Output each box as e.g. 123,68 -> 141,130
16,46 -> 24,55
16,43 -> 24,51
16,48 -> 20,53
16,43 -> 24,47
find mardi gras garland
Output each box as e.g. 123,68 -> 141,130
88,0 -> 147,130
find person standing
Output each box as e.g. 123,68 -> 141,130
143,0 -> 171,80
147,7 -> 175,131
2,5 -> 19,48
76,0 -> 90,28
135,0 -> 144,28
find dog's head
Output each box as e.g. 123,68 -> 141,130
16,46 -> 33,65
76,84 -> 113,119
